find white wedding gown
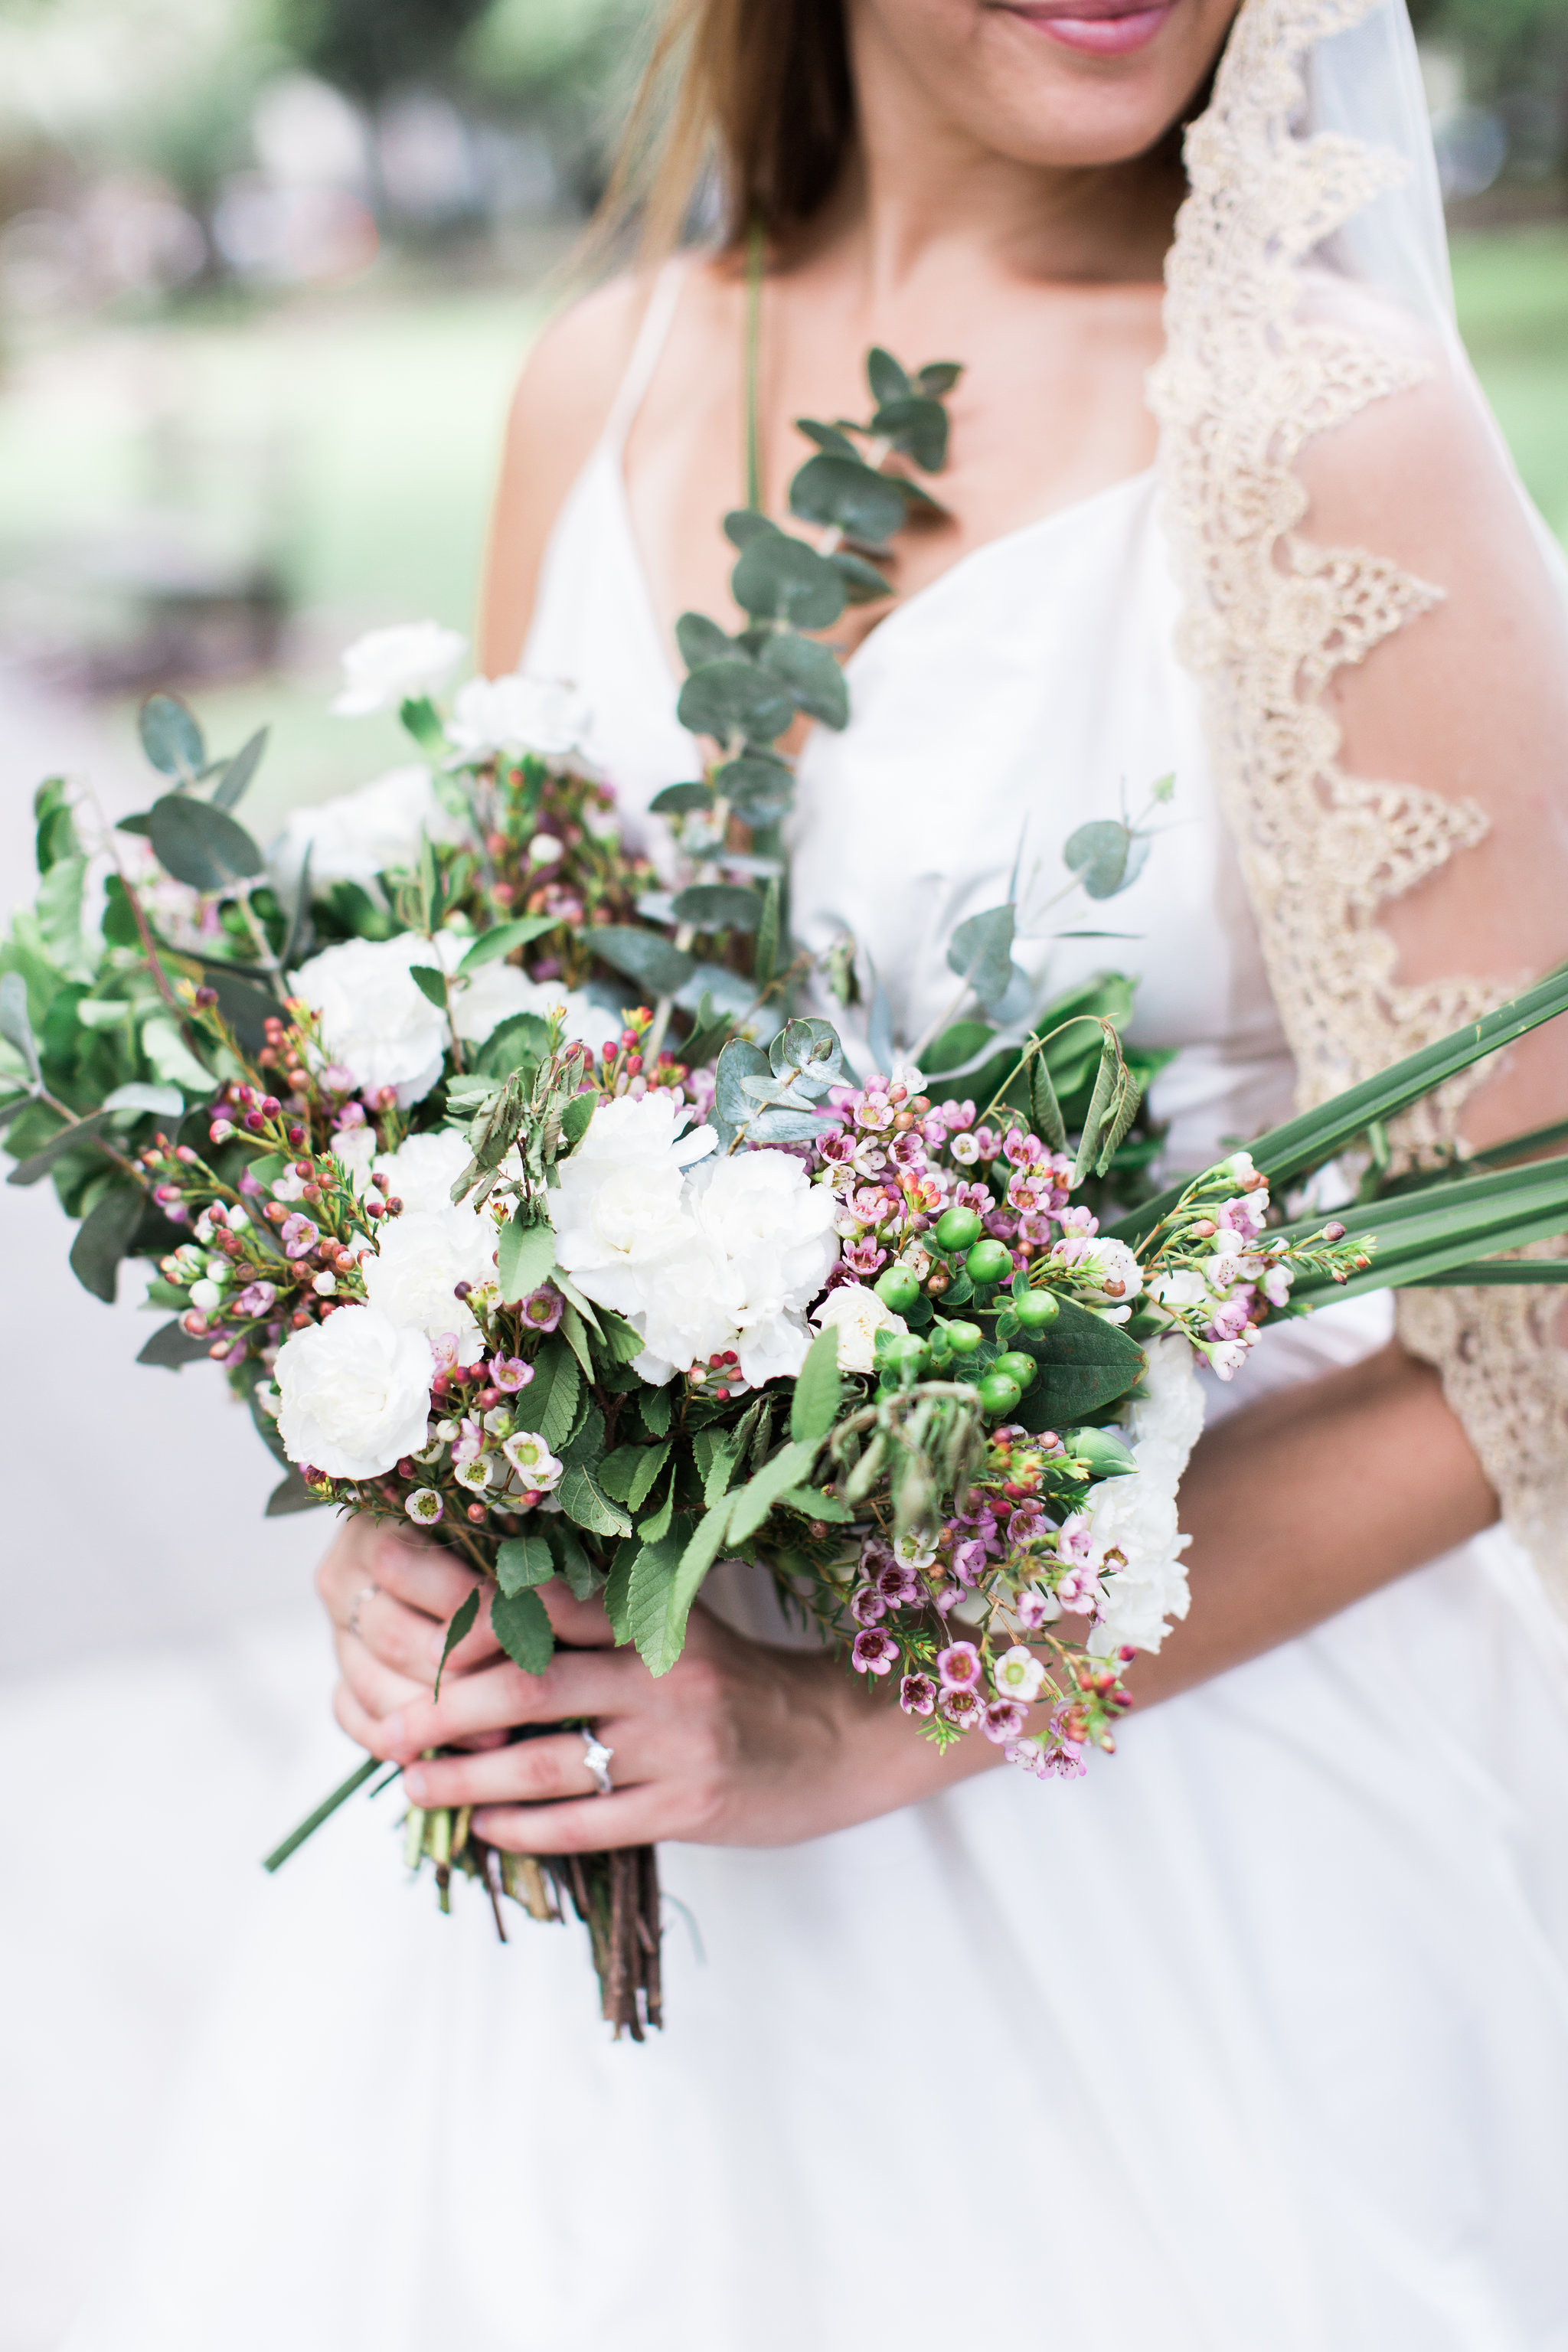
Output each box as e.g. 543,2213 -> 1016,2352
65,274 -> 1568,2352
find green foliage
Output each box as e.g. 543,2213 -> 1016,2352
491,1584 -> 555,1676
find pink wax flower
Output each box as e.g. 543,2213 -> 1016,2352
488,1354 -> 534,1393
936,1640 -> 983,1693
939,1688 -> 985,1731
1014,1585 -> 1056,1632
938,1099 -> 975,1132
849,1583 -> 888,1628
851,1628 -> 899,1676
951,1537 -> 991,1589
899,1672 -> 937,1717
235,1281 -> 277,1317
519,1284 -> 564,1334
842,1239 -> 886,1278
875,1559 -> 923,1608
982,1699 -> 1029,1746
280,1214 -> 318,1259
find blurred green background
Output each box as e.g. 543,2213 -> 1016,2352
0,0 -> 1566,838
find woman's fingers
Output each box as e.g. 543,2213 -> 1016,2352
378,1645 -> 642,1759
317,1523 -> 500,1677
402,1726 -> 631,1809
536,1580 -> 616,1648
474,1790 -> 667,1854
334,1626 -> 430,1722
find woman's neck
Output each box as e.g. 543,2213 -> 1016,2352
803,7 -> 1185,296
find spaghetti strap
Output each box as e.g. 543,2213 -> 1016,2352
601,256 -> 692,455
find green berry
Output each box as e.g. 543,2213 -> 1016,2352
977,1370 -> 1024,1419
939,1318 -> 983,1355
992,1350 -> 1039,1391
965,1236 -> 1014,1286
934,1205 -> 982,1252
874,1265 -> 922,1315
1060,1425 -> 1138,1478
1013,1288 -> 1060,1331
881,1332 -> 926,1377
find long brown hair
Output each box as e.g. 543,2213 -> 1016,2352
599,0 -> 855,259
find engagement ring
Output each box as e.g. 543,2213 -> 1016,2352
580,1728 -> 615,1797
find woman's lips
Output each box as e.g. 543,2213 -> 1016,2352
1001,3 -> 1175,56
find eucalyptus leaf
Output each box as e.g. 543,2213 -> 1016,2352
946,903 -> 1016,1009
103,1082 -> 185,1119
866,347 -> 912,404
212,726 -> 269,812
458,916 -> 558,971
592,927 -> 696,997
6,1110 -> 113,1187
68,1181 -> 145,1302
916,361 -> 962,397
139,692 -> 204,779
795,417 -> 859,461
672,883 -> 763,934
759,633 -> 850,728
266,1469 -> 327,1517
714,1037 -> 770,1125
136,1318 -> 214,1368
0,972 -> 41,1085
714,753 -> 795,822
869,394 -> 949,472
1063,819 -> 1152,901
789,453 -> 907,550
731,533 -> 846,629
677,658 -> 795,748
830,550 -> 893,604
648,782 -> 715,816
723,509 -> 780,550
675,612 -> 735,669
754,875 -> 781,989
149,794 -> 265,894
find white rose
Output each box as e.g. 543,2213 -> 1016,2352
332,622 -> 466,717
361,1206 -> 496,1364
811,1282 -> 907,1375
269,765 -> 468,903
688,1148 -> 839,1386
274,1306 -> 433,1478
292,933 -> 451,1107
373,1128 -> 471,1214
446,674 -> 590,761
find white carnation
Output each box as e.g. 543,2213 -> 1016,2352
372,1128 -> 471,1214
361,1206 -> 496,1364
688,1149 -> 838,1386
332,621 -> 466,717
292,933 -> 451,1107
1086,1336 -> 1206,1657
274,1306 -> 433,1479
811,1281 -> 907,1374
446,954 -> 600,1050
269,765 -> 467,903
446,674 -> 590,761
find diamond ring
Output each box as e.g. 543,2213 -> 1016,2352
580,1727 -> 615,1797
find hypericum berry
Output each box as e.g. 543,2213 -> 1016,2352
934,1205 -> 983,1253
874,1265 -> 922,1315
1013,1289 -> 1060,1331
993,1351 -> 1040,1392
937,1318 -> 983,1355
965,1237 -> 1014,1286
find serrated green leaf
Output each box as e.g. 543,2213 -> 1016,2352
789,1325 -> 844,1445
433,1589 -> 480,1700
558,1464 -> 632,1540
491,1584 -> 554,1676
638,1383 -> 673,1438
498,1213 -> 554,1303
495,1533 -> 554,1596
524,1338 -> 579,1452
627,1439 -> 672,1511
546,1520 -> 599,1599
560,1092 -> 596,1148
630,1508 -> 728,1675
635,1455 -> 678,1544
559,1299 -> 594,1380
774,1485 -> 854,1522
727,1438 -> 818,1546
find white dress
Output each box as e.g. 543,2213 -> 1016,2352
66,274 -> 1568,2352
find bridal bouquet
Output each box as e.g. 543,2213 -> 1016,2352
7,345 -> 1568,2037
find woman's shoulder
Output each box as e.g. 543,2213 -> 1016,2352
478,268 -> 669,672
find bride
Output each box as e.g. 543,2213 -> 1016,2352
70,2 -> 1568,2346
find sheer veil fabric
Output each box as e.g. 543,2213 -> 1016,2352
1155,0 -> 1568,1596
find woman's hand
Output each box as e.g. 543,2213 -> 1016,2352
315,1522 -> 1002,1851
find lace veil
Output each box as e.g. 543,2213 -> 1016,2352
1153,0 -> 1568,1597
